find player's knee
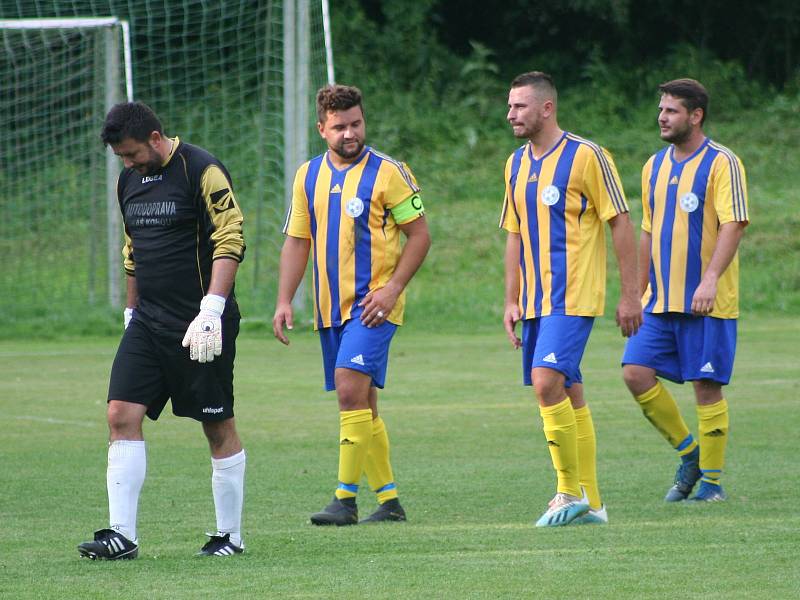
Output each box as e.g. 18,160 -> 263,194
203,419 -> 240,455
203,425 -> 224,448
337,388 -> 368,411
107,401 -> 143,439
622,365 -> 654,396
334,370 -> 370,411
621,365 -> 640,390
532,370 -> 564,404
693,379 -> 723,404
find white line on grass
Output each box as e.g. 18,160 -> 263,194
0,349 -> 112,357
12,415 -> 99,428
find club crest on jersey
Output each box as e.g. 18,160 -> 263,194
541,185 -> 560,206
345,197 -> 364,218
679,192 -> 699,213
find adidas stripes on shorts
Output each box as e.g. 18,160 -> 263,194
319,316 -> 397,391
622,312 -> 737,384
522,315 -> 595,388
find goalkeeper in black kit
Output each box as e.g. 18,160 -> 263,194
78,101 -> 247,559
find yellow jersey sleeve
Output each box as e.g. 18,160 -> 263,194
711,152 -> 749,225
582,146 -> 629,221
499,155 -> 520,232
640,156 -> 654,234
382,161 -> 420,210
200,164 -> 246,261
283,163 -> 312,238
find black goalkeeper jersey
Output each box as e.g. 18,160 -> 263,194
118,138 -> 245,334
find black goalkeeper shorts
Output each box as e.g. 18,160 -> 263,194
107,317 -> 239,422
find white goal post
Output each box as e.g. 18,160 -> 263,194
0,18 -> 134,102
1,17 -> 134,308
283,0 -> 335,312
1,4 -> 334,328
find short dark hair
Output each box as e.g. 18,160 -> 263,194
100,101 -> 163,145
510,71 -> 557,99
659,78 -> 709,125
316,84 -> 363,123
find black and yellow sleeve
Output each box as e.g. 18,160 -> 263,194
200,164 -> 246,262
122,229 -> 135,276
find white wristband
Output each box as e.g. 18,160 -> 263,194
200,294 -> 226,316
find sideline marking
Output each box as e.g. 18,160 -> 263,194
12,415 -> 98,428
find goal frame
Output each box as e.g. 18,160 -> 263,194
0,17 -> 134,307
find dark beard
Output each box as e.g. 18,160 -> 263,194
135,147 -> 164,175
514,121 -> 542,140
332,141 -> 364,160
661,125 -> 692,145
137,159 -> 163,175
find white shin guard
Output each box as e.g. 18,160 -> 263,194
107,440 -> 146,542
211,450 -> 246,547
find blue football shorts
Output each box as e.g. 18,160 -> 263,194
621,312 -> 737,384
318,316 -> 398,391
522,315 -> 595,387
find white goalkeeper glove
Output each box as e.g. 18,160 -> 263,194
124,307 -> 134,330
182,294 -> 226,363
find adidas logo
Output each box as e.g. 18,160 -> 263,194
700,362 -> 715,373
547,440 -> 560,447
102,534 -> 128,554
528,172 -> 538,182
330,183 -> 342,194
340,438 -> 355,445
705,428 -> 726,437
350,354 -> 365,366
669,175 -> 679,185
542,352 -> 557,364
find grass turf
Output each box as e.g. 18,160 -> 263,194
1,315 -> 798,598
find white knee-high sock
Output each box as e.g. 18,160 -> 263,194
211,450 -> 246,547
107,440 -> 146,542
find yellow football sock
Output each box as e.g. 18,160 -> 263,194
364,416 -> 398,504
335,409 -> 373,499
540,398 -> 581,498
574,405 -> 601,509
697,399 -> 729,485
635,381 -> 698,456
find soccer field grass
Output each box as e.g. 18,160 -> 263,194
2,316 -> 798,599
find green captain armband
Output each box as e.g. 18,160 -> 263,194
391,193 -> 425,224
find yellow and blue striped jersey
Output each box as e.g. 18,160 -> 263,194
500,133 -> 629,318
284,146 -> 421,329
640,138 -> 749,318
